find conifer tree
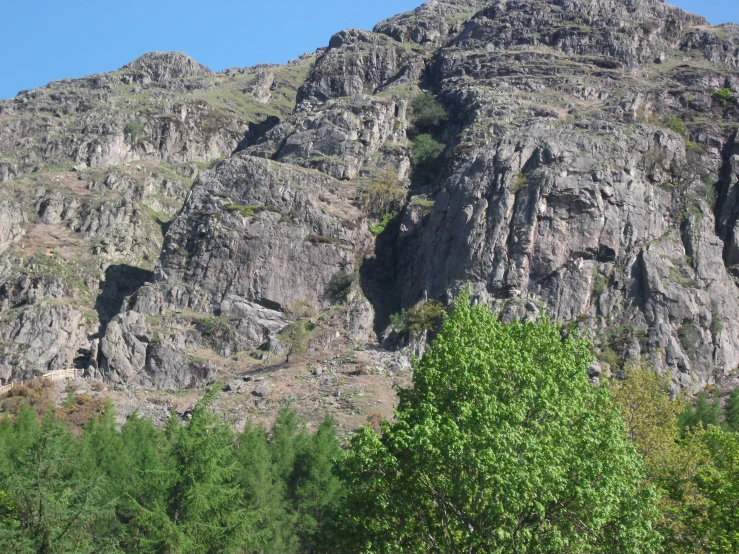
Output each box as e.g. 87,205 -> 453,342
292,415 -> 344,552
166,387 -> 252,553
236,423 -> 297,554
0,411 -> 119,553
724,388 -> 739,433
679,392 -> 723,433
118,413 -> 176,552
270,406 -> 306,485
79,403 -> 126,544
696,392 -> 722,427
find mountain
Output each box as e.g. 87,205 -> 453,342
1,0 -> 738,429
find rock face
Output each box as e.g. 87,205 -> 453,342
0,303 -> 89,382
120,52 -> 214,84
0,201 -> 26,253
0,49 -> 314,385
383,0 -> 739,391
161,155 -> 369,310
98,153 -> 373,384
2,0 -> 739,397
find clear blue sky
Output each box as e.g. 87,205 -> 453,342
0,0 -> 736,101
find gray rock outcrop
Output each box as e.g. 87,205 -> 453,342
0,201 -> 26,254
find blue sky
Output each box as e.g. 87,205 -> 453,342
0,0 -> 736,100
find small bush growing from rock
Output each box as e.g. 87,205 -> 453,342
370,213 -> 393,236
390,299 -> 446,337
411,92 -> 448,131
711,310 -> 724,338
225,204 -> 257,218
362,169 -> 405,216
197,316 -> 232,339
592,270 -> 608,296
703,175 -> 717,206
327,272 -> 358,303
714,88 -> 734,105
124,120 -> 144,144
412,134 -> 445,167
287,300 -> 315,320
512,171 -> 528,192
663,115 -> 686,136
678,321 -> 700,359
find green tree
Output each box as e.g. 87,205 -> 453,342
362,169 -> 406,217
724,388 -> 739,433
690,426 -> 739,552
610,363 -> 684,471
282,320 -> 309,364
607,364 -> 705,552
236,423 -> 296,554
267,407 -> 307,553
411,134 -> 445,167
0,410 -> 119,553
78,404 -> 127,545
117,413 -> 176,552
328,293 -> 660,554
134,388 -> 252,554
411,92 -> 448,131
292,416 -> 344,551
678,392 -> 722,433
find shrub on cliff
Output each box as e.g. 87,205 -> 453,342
411,134 -> 444,167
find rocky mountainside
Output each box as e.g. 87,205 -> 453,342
1,0 -> 739,428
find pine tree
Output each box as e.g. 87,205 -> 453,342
164,409 -> 181,446
724,388 -> 739,433
79,403 -> 127,545
268,406 -> 309,553
695,392 -> 722,428
0,411 -> 119,553
292,415 -> 344,552
678,392 -> 722,434
118,413 -> 176,553
236,424 -> 297,554
80,402 -> 124,482
3,406 -> 39,465
166,387 -> 252,553
677,399 -> 698,433
270,406 -> 306,485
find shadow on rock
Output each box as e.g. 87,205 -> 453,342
359,215 -> 403,339
95,265 -> 154,332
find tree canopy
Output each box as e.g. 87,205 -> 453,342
328,293 -> 660,554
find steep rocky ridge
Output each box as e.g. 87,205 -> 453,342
1,0 -> 739,428
0,51 -> 314,381
387,0 -> 739,391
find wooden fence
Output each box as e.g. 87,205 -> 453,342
0,368 -> 77,396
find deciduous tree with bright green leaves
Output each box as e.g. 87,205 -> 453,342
327,293 -> 661,554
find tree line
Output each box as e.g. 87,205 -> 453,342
0,392 -> 342,553
2,293 -> 739,552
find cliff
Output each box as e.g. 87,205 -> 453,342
1,0 -> 739,426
